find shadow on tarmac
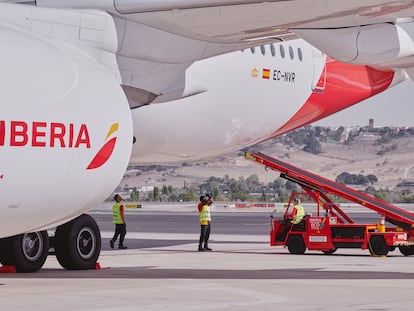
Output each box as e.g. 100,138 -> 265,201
4,238 -> 413,280
102,238 -> 395,258
101,238 -> 266,250
4,266 -> 414,280
102,238 -> 194,250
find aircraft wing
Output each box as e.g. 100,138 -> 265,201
14,0 -> 414,105
34,1 -> 414,41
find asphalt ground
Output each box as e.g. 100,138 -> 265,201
1,205 -> 414,310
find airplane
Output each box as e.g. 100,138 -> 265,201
1,0 -> 414,272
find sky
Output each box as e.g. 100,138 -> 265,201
314,80 -> 414,128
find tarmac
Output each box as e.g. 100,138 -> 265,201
2,228 -> 414,310
2,203 -> 414,310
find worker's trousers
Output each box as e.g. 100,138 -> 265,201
112,223 -> 127,246
199,223 -> 211,247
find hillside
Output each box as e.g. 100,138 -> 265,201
119,126 -> 414,192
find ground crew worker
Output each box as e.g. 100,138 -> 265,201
281,198 -> 305,241
198,194 -> 213,251
291,198 -> 305,225
198,195 -> 205,213
110,194 -> 128,249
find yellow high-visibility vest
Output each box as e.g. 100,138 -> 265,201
112,203 -> 124,224
292,204 -> 305,224
199,204 -> 211,225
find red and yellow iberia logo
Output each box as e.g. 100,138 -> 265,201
86,123 -> 118,170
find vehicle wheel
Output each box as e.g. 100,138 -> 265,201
369,236 -> 389,256
0,231 -> 49,273
287,235 -> 306,254
399,245 -> 414,256
55,214 -> 101,270
322,248 -> 337,255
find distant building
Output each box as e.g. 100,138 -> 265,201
369,118 -> 374,129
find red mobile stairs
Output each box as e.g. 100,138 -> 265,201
245,151 -> 414,256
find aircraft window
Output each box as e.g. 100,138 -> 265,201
260,45 -> 265,55
289,46 -> 294,59
298,48 -> 303,61
250,47 -> 256,54
270,44 -> 275,57
280,45 -> 285,58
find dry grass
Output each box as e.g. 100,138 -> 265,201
120,135 -> 414,190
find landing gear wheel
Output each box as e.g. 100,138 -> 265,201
399,245 -> 414,256
55,214 -> 101,270
287,235 -> 306,254
0,231 -> 49,273
369,236 -> 389,256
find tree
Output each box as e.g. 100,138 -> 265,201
212,188 -> 220,200
366,174 -> 378,184
333,126 -> 345,141
336,172 -> 352,184
129,187 -> 139,201
303,136 -> 322,154
375,190 -> 390,202
261,188 -> 267,202
365,186 -> 376,196
153,187 -> 160,201
336,172 -> 372,185
178,187 -> 197,201
285,180 -> 298,191
246,174 -> 261,192
277,189 -> 289,202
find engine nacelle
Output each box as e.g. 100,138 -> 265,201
0,23 -> 133,238
294,20 -> 414,68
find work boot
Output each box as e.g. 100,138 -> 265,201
204,245 -> 212,251
118,245 -> 128,249
110,239 -> 114,249
198,245 -> 205,252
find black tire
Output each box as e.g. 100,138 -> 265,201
399,245 -> 414,256
0,231 -> 49,273
287,235 -> 306,254
55,214 -> 101,270
322,248 -> 337,255
369,236 -> 389,256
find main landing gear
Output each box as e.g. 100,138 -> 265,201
0,214 -> 101,273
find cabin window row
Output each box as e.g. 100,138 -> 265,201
244,44 -> 303,61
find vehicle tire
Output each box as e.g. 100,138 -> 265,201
369,236 -> 389,256
399,245 -> 414,256
287,235 -> 306,254
0,231 -> 49,273
55,214 -> 101,270
322,248 -> 337,255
